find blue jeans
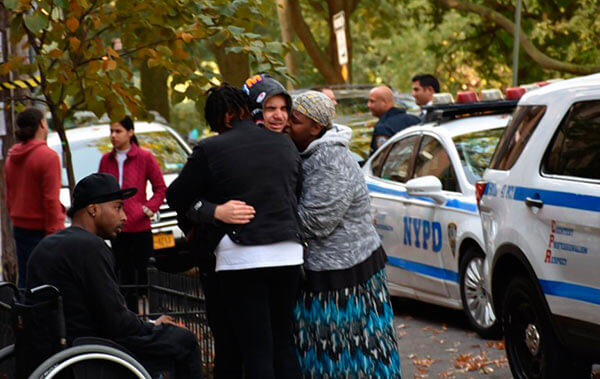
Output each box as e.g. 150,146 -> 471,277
13,226 -> 45,288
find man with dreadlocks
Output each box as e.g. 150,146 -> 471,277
167,84 -> 303,379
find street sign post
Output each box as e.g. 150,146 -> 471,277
333,11 -> 349,83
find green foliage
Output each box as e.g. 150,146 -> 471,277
282,0 -> 598,92
170,100 -> 206,137
3,0 -> 288,191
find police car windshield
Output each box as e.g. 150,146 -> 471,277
453,127 -> 505,184
51,131 -> 188,186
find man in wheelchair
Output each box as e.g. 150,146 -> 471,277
26,173 -> 202,377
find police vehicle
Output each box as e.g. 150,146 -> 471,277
364,89 -> 520,337
478,74 -> 600,377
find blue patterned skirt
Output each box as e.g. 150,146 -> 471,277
293,269 -> 401,378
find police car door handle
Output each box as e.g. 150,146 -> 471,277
525,197 -> 543,209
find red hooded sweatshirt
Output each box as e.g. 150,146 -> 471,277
5,139 -> 65,234
98,142 -> 166,233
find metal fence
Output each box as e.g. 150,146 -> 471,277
142,268 -> 215,378
0,268 -> 215,379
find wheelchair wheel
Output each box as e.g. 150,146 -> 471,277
29,344 -> 151,379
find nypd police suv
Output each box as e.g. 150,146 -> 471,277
364,90 -> 518,337
479,74 -> 600,378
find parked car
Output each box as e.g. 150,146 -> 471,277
478,74 -> 600,377
363,95 -> 517,337
48,121 -> 193,271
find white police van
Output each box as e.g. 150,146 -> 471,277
364,90 -> 519,337
478,74 -> 600,377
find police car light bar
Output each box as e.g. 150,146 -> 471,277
456,91 -> 479,103
506,87 -> 526,100
432,93 -> 454,105
422,100 -> 518,124
480,89 -> 504,101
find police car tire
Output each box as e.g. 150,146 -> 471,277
459,247 -> 500,339
502,276 -> 591,379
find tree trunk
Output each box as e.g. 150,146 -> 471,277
140,63 -> 170,122
276,0 -> 299,89
435,0 -> 600,75
288,0 -> 344,84
209,42 -> 250,87
0,106 -> 16,284
0,10 -> 16,283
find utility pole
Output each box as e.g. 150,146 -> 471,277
276,0 -> 298,89
512,0 -> 522,87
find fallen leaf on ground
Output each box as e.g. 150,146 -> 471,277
413,357 -> 435,369
486,340 -> 505,350
453,351 -> 502,373
408,354 -> 417,359
398,324 -> 406,329
439,370 -> 455,378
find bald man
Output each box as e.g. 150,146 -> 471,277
367,86 -> 420,155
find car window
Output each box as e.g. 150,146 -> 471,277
370,142 -> 393,177
543,100 -> 600,180
453,127 -> 505,184
378,135 -> 419,183
413,136 -> 459,192
489,105 -> 546,170
52,130 -> 188,186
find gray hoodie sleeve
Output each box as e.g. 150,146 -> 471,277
298,155 -> 354,238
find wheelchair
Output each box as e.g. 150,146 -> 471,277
0,282 -> 151,379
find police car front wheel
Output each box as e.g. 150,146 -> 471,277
502,276 -> 591,379
459,247 -> 500,339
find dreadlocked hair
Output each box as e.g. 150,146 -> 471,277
205,84 -> 251,133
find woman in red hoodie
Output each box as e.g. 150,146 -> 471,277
98,116 -> 166,312
5,108 -> 65,288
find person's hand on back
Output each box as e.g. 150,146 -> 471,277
215,200 -> 255,224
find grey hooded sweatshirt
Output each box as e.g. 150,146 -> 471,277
298,124 -> 381,271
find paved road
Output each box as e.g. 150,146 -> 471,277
392,297 -> 512,378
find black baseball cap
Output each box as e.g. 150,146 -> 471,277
67,173 -> 137,218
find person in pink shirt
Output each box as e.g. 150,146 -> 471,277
98,116 -> 166,312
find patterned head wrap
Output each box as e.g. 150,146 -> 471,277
292,91 -> 335,129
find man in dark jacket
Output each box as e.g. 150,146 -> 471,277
367,85 -> 420,155
27,173 -> 202,377
167,85 -> 303,379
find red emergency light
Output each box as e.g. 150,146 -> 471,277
456,91 -> 479,103
505,87 -> 526,100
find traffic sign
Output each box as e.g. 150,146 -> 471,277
333,11 -> 348,66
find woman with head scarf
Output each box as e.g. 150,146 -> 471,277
285,91 -> 401,378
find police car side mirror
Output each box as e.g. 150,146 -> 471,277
406,176 -> 447,205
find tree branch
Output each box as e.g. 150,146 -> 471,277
288,0 -> 343,84
307,0 -> 325,14
435,0 -> 600,75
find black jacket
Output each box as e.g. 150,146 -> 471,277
370,107 -> 420,155
27,227 -> 150,342
167,119 -> 303,259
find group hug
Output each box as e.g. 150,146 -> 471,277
166,74 -> 402,378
